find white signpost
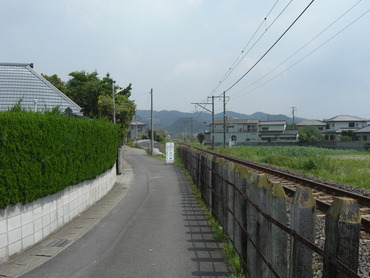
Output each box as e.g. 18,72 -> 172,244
165,142 -> 175,164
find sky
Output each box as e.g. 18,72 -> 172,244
1,0 -> 369,120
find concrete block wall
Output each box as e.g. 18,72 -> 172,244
0,164 -> 116,262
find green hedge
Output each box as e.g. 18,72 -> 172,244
0,110 -> 120,209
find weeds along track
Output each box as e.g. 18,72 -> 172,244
190,145 -> 370,233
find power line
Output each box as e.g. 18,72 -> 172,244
230,0 -> 364,99
225,0 -> 316,93
210,0 -> 294,97
231,7 -> 370,101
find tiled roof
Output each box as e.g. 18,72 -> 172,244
355,126 -> 370,133
296,120 -> 325,126
324,115 -> 368,122
259,120 -> 286,125
0,63 -> 82,115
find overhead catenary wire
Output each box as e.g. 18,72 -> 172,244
197,0 -> 292,120
225,0 -> 316,93
230,0 -> 365,99
209,0 -> 294,97
217,0 -> 294,96
230,7 -> 370,101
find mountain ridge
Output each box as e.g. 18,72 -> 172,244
135,110 -> 306,133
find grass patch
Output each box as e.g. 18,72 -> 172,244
174,154 -> 245,278
210,146 -> 370,189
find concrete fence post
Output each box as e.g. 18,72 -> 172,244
199,154 -> 206,196
256,174 -> 272,278
266,181 -> 288,278
234,165 -> 249,263
226,162 -> 236,242
212,157 -> 222,223
205,154 -> 213,208
246,171 -> 260,278
219,158 -> 227,229
246,174 -> 272,278
191,149 -> 196,181
290,187 -> 316,278
195,151 -> 201,187
323,197 -> 361,278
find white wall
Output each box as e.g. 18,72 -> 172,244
0,165 -> 116,262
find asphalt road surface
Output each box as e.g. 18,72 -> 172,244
19,147 -> 231,278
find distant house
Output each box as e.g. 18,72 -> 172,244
0,63 -> 82,115
128,120 -> 148,139
259,120 -> 298,142
208,118 -> 298,145
296,120 -> 325,131
212,118 -> 259,145
355,126 -> 370,142
323,115 -> 368,141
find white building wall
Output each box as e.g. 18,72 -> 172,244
326,121 -> 367,131
260,124 -> 285,132
0,165 -> 116,262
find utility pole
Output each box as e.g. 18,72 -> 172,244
209,96 -> 215,150
223,92 -> 229,148
190,117 -> 193,142
135,113 -> 138,144
150,88 -> 154,156
112,81 -> 116,124
192,98 -> 215,149
291,106 -> 297,124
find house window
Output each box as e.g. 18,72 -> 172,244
326,124 -> 330,129
231,135 -> 237,141
262,127 -> 269,131
349,122 -> 355,128
363,135 -> 368,141
227,125 -> 234,132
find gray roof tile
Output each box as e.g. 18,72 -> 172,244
0,63 -> 82,115
324,115 -> 368,122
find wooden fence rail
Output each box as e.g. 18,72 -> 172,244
177,146 -> 361,278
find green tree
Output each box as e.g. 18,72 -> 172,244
65,71 -> 101,117
341,130 -> 357,141
41,74 -> 66,92
44,70 -> 135,139
298,126 -> 324,143
147,128 -> 167,143
197,133 -> 205,144
97,82 -> 136,138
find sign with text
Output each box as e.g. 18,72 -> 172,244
165,142 -> 175,164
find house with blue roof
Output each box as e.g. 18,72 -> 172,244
0,63 -> 82,115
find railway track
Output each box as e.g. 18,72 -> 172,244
188,145 -> 370,232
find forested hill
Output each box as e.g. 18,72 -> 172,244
135,110 -> 306,134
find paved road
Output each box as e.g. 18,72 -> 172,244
15,147 -> 231,278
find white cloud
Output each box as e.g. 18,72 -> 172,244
169,60 -> 214,78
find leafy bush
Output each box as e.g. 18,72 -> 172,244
0,110 -> 120,208
298,126 -> 324,143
